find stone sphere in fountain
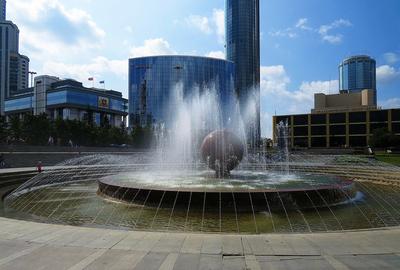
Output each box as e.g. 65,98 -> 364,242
200,130 -> 244,176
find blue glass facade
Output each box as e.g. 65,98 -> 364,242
4,95 -> 32,111
339,55 -> 376,92
226,0 -> 260,143
129,56 -> 235,128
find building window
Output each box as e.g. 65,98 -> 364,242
311,126 -> 326,136
330,125 -> 346,135
311,114 -> 326,125
349,124 -> 366,135
349,136 -> 367,147
311,137 -> 326,147
293,115 -> 308,125
329,113 -> 346,124
294,126 -> 308,136
370,110 -> 388,122
349,112 -> 366,123
330,136 -> 346,147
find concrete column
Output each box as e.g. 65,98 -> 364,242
345,112 -> 350,147
326,113 -> 330,148
308,114 -> 311,148
272,116 -> 276,144
388,109 -> 392,132
290,115 -> 294,148
366,110 -> 370,145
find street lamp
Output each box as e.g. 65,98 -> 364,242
28,71 -> 37,88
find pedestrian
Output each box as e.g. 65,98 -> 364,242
37,161 -> 43,173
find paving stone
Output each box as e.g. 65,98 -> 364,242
245,255 -> 261,270
222,256 -> 245,270
127,233 -> 163,252
244,236 -> 274,255
264,235 -> 295,255
152,234 -> 186,253
180,235 -> 203,254
83,231 -> 127,249
199,254 -> 223,270
84,250 -> 147,270
257,256 -> 335,270
172,253 -> 200,270
222,236 -> 243,255
111,231 -> 147,250
133,252 -> 168,270
333,254 -> 400,269
0,245 -> 96,270
201,236 -> 222,255
0,240 -> 42,262
158,253 -> 179,270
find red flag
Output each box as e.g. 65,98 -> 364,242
88,77 -> 94,81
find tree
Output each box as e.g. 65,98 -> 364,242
0,116 -> 8,143
9,115 -> 23,143
370,128 -> 400,148
131,125 -> 154,148
22,114 -> 51,145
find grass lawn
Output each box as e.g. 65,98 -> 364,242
375,153 -> 400,166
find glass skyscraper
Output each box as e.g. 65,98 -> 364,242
226,0 -> 260,145
129,56 -> 236,128
339,55 -> 376,92
0,0 -> 5,21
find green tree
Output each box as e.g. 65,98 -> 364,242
0,116 -> 8,143
22,114 -> 51,145
370,128 -> 400,148
9,115 -> 23,142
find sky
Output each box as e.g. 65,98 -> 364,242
7,0 -> 400,138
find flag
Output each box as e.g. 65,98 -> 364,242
88,77 -> 94,81
99,81 -> 105,84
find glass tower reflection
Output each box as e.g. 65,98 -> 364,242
129,56 -> 236,129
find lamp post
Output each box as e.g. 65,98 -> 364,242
28,71 -> 37,88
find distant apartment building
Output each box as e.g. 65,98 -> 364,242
273,55 -> 400,148
0,0 -> 30,115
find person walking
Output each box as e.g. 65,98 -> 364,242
37,161 -> 43,173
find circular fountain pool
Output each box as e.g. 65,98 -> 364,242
2,155 -> 400,234
98,170 -> 355,212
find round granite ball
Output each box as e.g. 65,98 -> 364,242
200,130 -> 244,176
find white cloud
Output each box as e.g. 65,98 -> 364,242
295,18 -> 312,31
376,65 -> 400,83
212,9 -> 225,43
260,65 -> 339,137
380,98 -> 400,109
269,29 -> 297,39
185,15 -> 212,34
270,18 -> 352,45
129,38 -> 176,57
206,51 -> 225,59
42,57 -> 127,83
318,19 -> 352,44
383,52 -> 399,65
184,9 -> 225,44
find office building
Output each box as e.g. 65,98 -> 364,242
339,55 -> 376,93
0,0 -> 30,115
313,89 -> 377,114
273,109 -> 400,148
129,55 -> 235,128
273,55 -> 399,148
4,76 -> 128,127
226,0 -> 261,144
0,0 -> 5,21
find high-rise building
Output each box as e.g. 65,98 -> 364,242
0,0 -> 29,115
339,55 -> 376,93
0,0 -> 5,21
226,0 -> 260,146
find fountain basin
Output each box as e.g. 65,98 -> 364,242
98,171 -> 356,212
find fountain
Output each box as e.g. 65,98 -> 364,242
2,82 -> 400,234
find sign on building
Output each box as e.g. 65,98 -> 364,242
98,96 -> 109,109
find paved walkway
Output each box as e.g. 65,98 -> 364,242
0,217 -> 399,269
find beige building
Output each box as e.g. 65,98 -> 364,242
313,89 -> 377,114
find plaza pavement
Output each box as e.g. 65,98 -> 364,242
0,217 -> 399,269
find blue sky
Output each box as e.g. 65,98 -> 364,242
7,0 -> 400,137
